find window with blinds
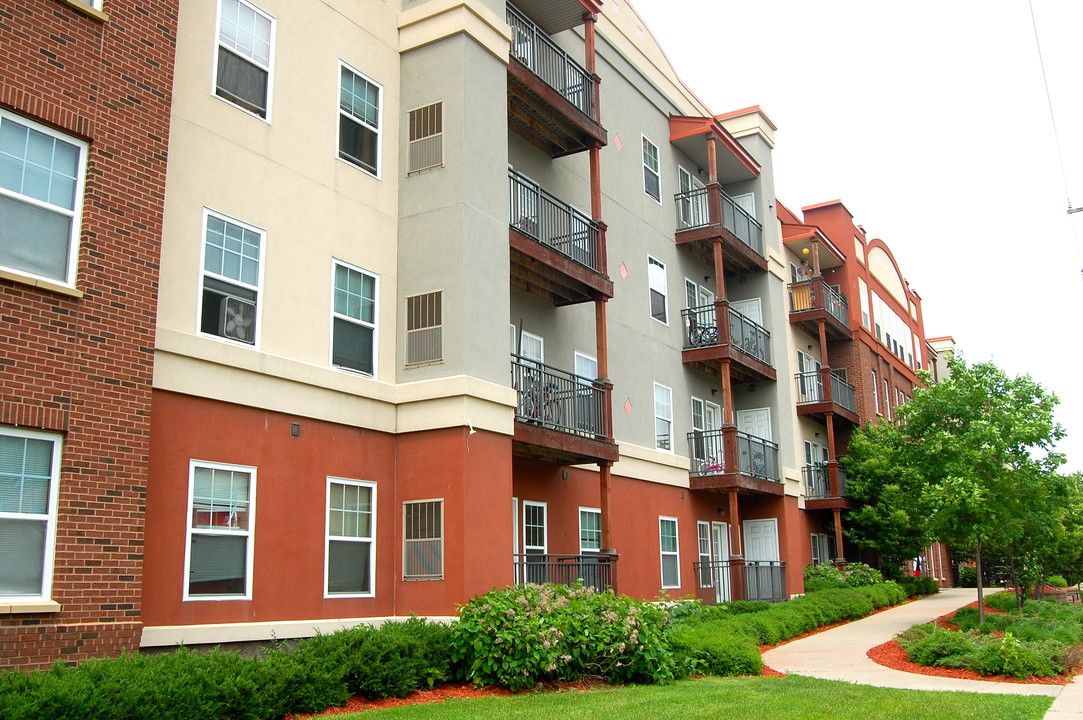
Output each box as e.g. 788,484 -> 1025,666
407,102 -> 443,174
403,499 -> 443,580
405,291 -> 442,367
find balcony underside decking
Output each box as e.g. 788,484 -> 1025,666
513,423 -> 618,465
675,225 -> 768,275
805,496 -> 855,511
689,472 -> 785,496
789,307 -> 852,341
510,228 -> 613,305
507,59 -> 607,158
796,400 -> 859,425
682,346 -> 776,384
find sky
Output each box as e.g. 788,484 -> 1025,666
629,0 -> 1083,472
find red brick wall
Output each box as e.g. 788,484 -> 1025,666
0,0 -> 178,669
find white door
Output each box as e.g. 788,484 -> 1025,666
732,192 -> 756,217
678,167 -> 707,227
729,297 -> 762,325
712,521 -> 730,603
744,518 -> 779,562
522,501 -> 547,584
736,407 -> 771,441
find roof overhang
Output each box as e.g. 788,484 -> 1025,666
669,116 -> 760,185
781,221 -> 846,270
511,0 -> 601,35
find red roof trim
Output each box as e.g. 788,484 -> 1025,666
668,116 -> 760,177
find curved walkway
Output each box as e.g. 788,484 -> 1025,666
761,588 -> 1081,718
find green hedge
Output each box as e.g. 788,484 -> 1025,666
0,617 -> 451,720
897,576 -> 940,598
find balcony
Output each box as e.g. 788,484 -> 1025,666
674,185 -> 767,275
509,170 -> 613,305
804,464 -> 853,510
694,560 -> 786,603
788,278 -> 852,340
511,355 -> 618,465
514,553 -> 616,591
507,4 -> 606,158
686,427 -> 783,495
680,302 -> 775,383
794,368 -> 859,424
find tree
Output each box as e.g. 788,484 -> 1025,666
844,357 -> 1066,622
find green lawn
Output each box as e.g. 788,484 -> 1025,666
332,676 -> 1053,720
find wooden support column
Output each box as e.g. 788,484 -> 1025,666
811,238 -> 822,275
706,133 -> 718,184
727,488 -> 742,558
833,507 -> 845,565
599,460 -> 613,549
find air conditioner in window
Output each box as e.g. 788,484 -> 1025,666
219,296 -> 256,344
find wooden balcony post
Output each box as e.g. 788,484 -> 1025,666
827,459 -> 841,498
820,366 -> 833,404
599,460 -> 613,548
727,488 -> 744,600
712,237 -> 727,299
832,507 -> 845,565
811,238 -> 822,275
720,360 -> 734,426
722,424 -> 738,475
707,183 -> 723,231
715,298 -> 731,346
582,13 -> 600,121
595,219 -> 608,276
706,133 -> 718,184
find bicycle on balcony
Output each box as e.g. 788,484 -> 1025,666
688,320 -> 718,348
518,372 -> 564,427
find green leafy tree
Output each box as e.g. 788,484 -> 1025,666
844,357 -> 1066,622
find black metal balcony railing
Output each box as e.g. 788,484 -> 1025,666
509,170 -> 601,273
681,304 -> 772,366
794,370 -> 824,404
804,463 -> 830,499
693,559 -> 786,604
507,4 -> 596,119
823,284 -> 848,325
687,428 -> 726,477
830,372 -> 857,412
738,430 -> 779,481
674,187 -> 764,256
513,553 -> 615,590
511,355 -> 605,438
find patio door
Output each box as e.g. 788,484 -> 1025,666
744,518 -> 781,602
574,352 -> 598,435
736,407 -> 771,441
697,521 -> 731,603
678,167 -> 707,227
522,501 -> 547,584
730,297 -> 763,325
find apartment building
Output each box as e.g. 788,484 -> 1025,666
780,199 -> 933,564
1,0 -> 945,668
0,0 -> 178,667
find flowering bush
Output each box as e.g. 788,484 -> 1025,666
803,562 -> 883,592
449,583 -> 678,690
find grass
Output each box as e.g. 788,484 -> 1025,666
329,676 -> 1054,720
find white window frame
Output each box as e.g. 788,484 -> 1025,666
579,507 -> 602,553
642,135 -> 661,203
198,208 -> 264,347
330,258 -> 379,376
183,460 -> 256,601
647,255 -> 668,325
213,0 -> 275,121
659,516 -> 680,589
654,382 -> 673,452
522,500 -> 548,554
0,427 -> 62,602
405,290 -> 443,367
337,60 -> 382,178
403,498 -> 443,581
871,370 -> 880,415
325,477 -> 377,598
0,109 -> 88,288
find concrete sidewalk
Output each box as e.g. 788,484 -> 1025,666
762,587 -> 1081,718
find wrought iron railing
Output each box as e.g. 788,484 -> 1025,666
804,464 -> 830,499
737,430 -> 779,481
509,170 -> 600,273
511,355 -> 606,438
830,372 -> 856,412
513,553 -> 615,590
680,304 -> 771,366
687,427 -> 725,477
823,284 -> 848,325
694,559 -> 786,604
673,186 -> 764,256
795,370 -> 824,404
507,4 -> 596,119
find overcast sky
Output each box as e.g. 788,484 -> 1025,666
629,0 -> 1083,472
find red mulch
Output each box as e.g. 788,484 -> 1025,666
864,599 -> 1076,685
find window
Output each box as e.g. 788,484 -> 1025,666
811,533 -> 836,565
696,521 -> 712,587
579,508 -> 602,553
339,63 -> 381,176
521,500 -> 547,584
326,479 -> 375,596
647,255 -> 668,323
0,428 -> 61,600
871,371 -> 880,415
215,0 -> 274,118
407,102 -> 443,174
659,517 -> 679,588
0,110 -> 87,286
654,382 -> 672,451
332,260 -> 377,375
642,135 -> 660,201
884,379 -> 892,420
200,210 -> 262,345
405,291 -> 442,367
403,499 -> 442,580
185,461 -> 254,599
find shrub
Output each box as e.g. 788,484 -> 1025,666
842,563 -> 884,587
985,591 -> 1020,612
450,583 -> 677,690
668,624 -> 762,676
803,563 -> 883,592
897,576 -> 940,598
903,627 -> 978,667
972,633 -> 1058,679
959,565 -> 978,588
1046,575 -> 1069,589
